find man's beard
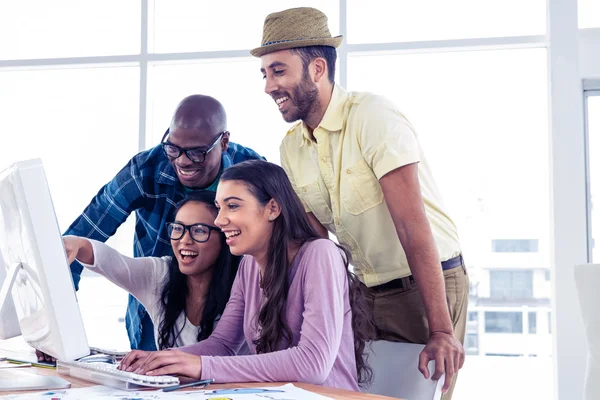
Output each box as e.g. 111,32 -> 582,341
283,74 -> 319,123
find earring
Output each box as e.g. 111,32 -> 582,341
268,215 -> 274,221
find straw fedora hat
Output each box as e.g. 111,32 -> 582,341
250,7 -> 343,57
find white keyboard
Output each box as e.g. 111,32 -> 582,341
57,360 -> 180,390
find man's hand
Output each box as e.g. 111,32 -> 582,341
35,350 -> 56,363
119,349 -> 202,379
418,331 -> 465,393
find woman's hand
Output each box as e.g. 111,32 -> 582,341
119,350 -> 153,373
119,349 -> 202,379
63,236 -> 94,265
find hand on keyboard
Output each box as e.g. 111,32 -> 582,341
120,349 -> 203,380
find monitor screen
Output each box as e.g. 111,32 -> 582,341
0,159 -> 89,361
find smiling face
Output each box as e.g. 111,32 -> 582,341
261,50 -> 319,123
170,201 -> 222,277
166,127 -> 229,188
214,180 -> 277,262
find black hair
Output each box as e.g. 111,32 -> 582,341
290,45 -> 337,83
157,191 -> 241,349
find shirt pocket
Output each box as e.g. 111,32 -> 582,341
341,159 -> 384,215
297,181 -> 334,225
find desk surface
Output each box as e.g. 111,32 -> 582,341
0,366 -> 399,399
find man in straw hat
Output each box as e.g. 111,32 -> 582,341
253,7 -> 468,398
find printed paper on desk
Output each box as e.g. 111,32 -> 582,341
0,383 -> 333,400
0,361 -> 31,369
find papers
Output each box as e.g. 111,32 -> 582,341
0,361 -> 31,369
0,383 -> 333,400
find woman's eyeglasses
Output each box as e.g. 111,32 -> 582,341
167,222 -> 220,243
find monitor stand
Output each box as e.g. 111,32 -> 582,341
0,262 -> 21,317
0,369 -> 71,391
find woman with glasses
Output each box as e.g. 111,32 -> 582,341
63,191 -> 242,350
118,160 -> 374,391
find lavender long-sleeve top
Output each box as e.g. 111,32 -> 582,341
179,239 -> 359,391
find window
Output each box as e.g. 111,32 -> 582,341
0,66 -> 139,350
492,239 -> 539,253
150,0 -> 339,53
147,59 -> 287,163
1,3 -> 557,398
588,94 -> 600,262
490,270 -> 534,299
469,281 -> 479,297
347,50 -> 549,261
347,46 -> 551,399
0,67 -> 139,230
579,0 -> 600,28
468,311 -> 478,322
0,1 -> 140,60
347,0 -> 545,43
529,312 -> 537,334
465,333 -> 479,355
485,312 -> 523,333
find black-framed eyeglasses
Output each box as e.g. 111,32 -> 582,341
167,222 -> 220,243
161,130 -> 225,163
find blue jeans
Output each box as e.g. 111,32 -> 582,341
125,294 -> 157,351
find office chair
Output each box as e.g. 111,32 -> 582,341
363,341 -> 444,400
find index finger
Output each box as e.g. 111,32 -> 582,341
418,350 -> 432,379
120,350 -> 146,371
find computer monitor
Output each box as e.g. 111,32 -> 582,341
0,158 -> 89,361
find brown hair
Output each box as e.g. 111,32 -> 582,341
221,160 -> 373,386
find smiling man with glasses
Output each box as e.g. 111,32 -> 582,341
63,94 -> 264,353
161,128 -> 226,189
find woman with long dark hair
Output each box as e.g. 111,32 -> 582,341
119,160 -> 373,391
63,191 -> 241,350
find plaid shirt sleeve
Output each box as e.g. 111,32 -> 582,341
65,156 -> 147,290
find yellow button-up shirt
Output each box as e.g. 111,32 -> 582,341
280,85 -> 461,287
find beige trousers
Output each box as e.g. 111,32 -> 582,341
363,263 -> 469,399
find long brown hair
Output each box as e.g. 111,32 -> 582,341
220,160 -> 373,386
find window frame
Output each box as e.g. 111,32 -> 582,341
489,270 -> 534,299
583,83 -> 600,263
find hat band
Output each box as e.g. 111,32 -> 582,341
262,37 -> 328,46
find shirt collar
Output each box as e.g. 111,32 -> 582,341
300,84 -> 348,142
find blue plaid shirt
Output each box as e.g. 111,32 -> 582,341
66,141 -> 264,350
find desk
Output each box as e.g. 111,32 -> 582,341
0,366 -> 399,399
